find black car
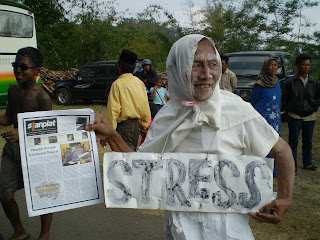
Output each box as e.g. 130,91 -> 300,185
224,51 -> 294,101
54,61 -> 119,105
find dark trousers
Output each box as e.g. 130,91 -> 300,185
116,119 -> 139,151
155,104 -> 163,112
287,116 -> 315,169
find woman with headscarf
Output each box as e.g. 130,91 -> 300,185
251,58 -> 281,177
251,58 -> 281,133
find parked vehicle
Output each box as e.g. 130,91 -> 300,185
223,51 -> 294,101
54,61 -> 119,105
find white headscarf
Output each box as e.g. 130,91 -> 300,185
139,34 -> 259,153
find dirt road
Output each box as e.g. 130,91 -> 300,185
0,189 -> 165,240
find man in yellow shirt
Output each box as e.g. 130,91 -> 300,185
219,55 -> 237,93
106,50 -> 151,151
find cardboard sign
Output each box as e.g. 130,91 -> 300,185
104,152 -> 274,213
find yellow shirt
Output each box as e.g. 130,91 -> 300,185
219,69 -> 237,92
106,73 -> 151,129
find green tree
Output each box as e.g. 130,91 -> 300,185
20,0 -> 73,69
200,1 -> 263,54
254,0 -> 319,49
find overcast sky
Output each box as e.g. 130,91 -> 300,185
114,0 -> 320,34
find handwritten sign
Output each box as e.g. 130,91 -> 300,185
103,152 -> 274,213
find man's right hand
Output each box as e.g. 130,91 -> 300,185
85,114 -> 133,152
85,114 -> 114,143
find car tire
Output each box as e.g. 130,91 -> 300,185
56,88 -> 72,105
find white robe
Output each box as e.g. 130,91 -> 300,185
139,35 -> 279,240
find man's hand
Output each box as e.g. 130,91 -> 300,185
1,128 -> 19,142
249,137 -> 295,224
248,198 -> 292,224
85,114 -> 114,143
85,114 -> 133,153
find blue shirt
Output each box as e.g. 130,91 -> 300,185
250,81 -> 282,134
150,87 -> 167,105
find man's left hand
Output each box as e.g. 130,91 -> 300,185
248,198 -> 292,224
1,128 -> 19,142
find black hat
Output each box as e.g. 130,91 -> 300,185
119,49 -> 137,65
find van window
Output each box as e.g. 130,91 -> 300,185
0,10 -> 33,38
228,56 -> 268,76
283,55 -> 294,75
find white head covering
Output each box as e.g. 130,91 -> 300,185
139,34 -> 259,153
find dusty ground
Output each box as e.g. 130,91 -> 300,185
0,101 -> 319,240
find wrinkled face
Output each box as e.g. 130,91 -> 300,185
267,60 -> 278,75
13,55 -> 38,85
191,39 -> 220,102
143,64 -> 151,71
221,60 -> 228,73
297,59 -> 311,76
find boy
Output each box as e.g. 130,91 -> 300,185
0,47 -> 52,240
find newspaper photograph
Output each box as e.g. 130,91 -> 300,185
18,109 -> 103,217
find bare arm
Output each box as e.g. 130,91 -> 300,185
248,137 -> 295,224
150,87 -> 157,100
0,115 -> 12,126
85,114 -> 133,152
38,89 -> 52,111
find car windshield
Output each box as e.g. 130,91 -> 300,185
228,55 -> 282,76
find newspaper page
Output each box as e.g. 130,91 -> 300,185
18,109 -> 103,217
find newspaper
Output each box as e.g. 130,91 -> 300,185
18,109 -> 103,217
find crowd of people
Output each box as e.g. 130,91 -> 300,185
0,33 -> 319,240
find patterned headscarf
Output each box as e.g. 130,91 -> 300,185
255,58 -> 278,88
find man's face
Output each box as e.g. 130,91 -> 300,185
191,39 -> 220,102
221,60 -> 228,73
13,56 -> 38,85
297,59 -> 311,76
143,64 -> 151,71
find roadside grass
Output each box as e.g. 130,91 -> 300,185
0,101 -> 319,239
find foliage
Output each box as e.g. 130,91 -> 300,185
16,0 -> 320,76
200,1 -> 264,54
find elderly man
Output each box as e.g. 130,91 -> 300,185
87,35 -> 294,239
